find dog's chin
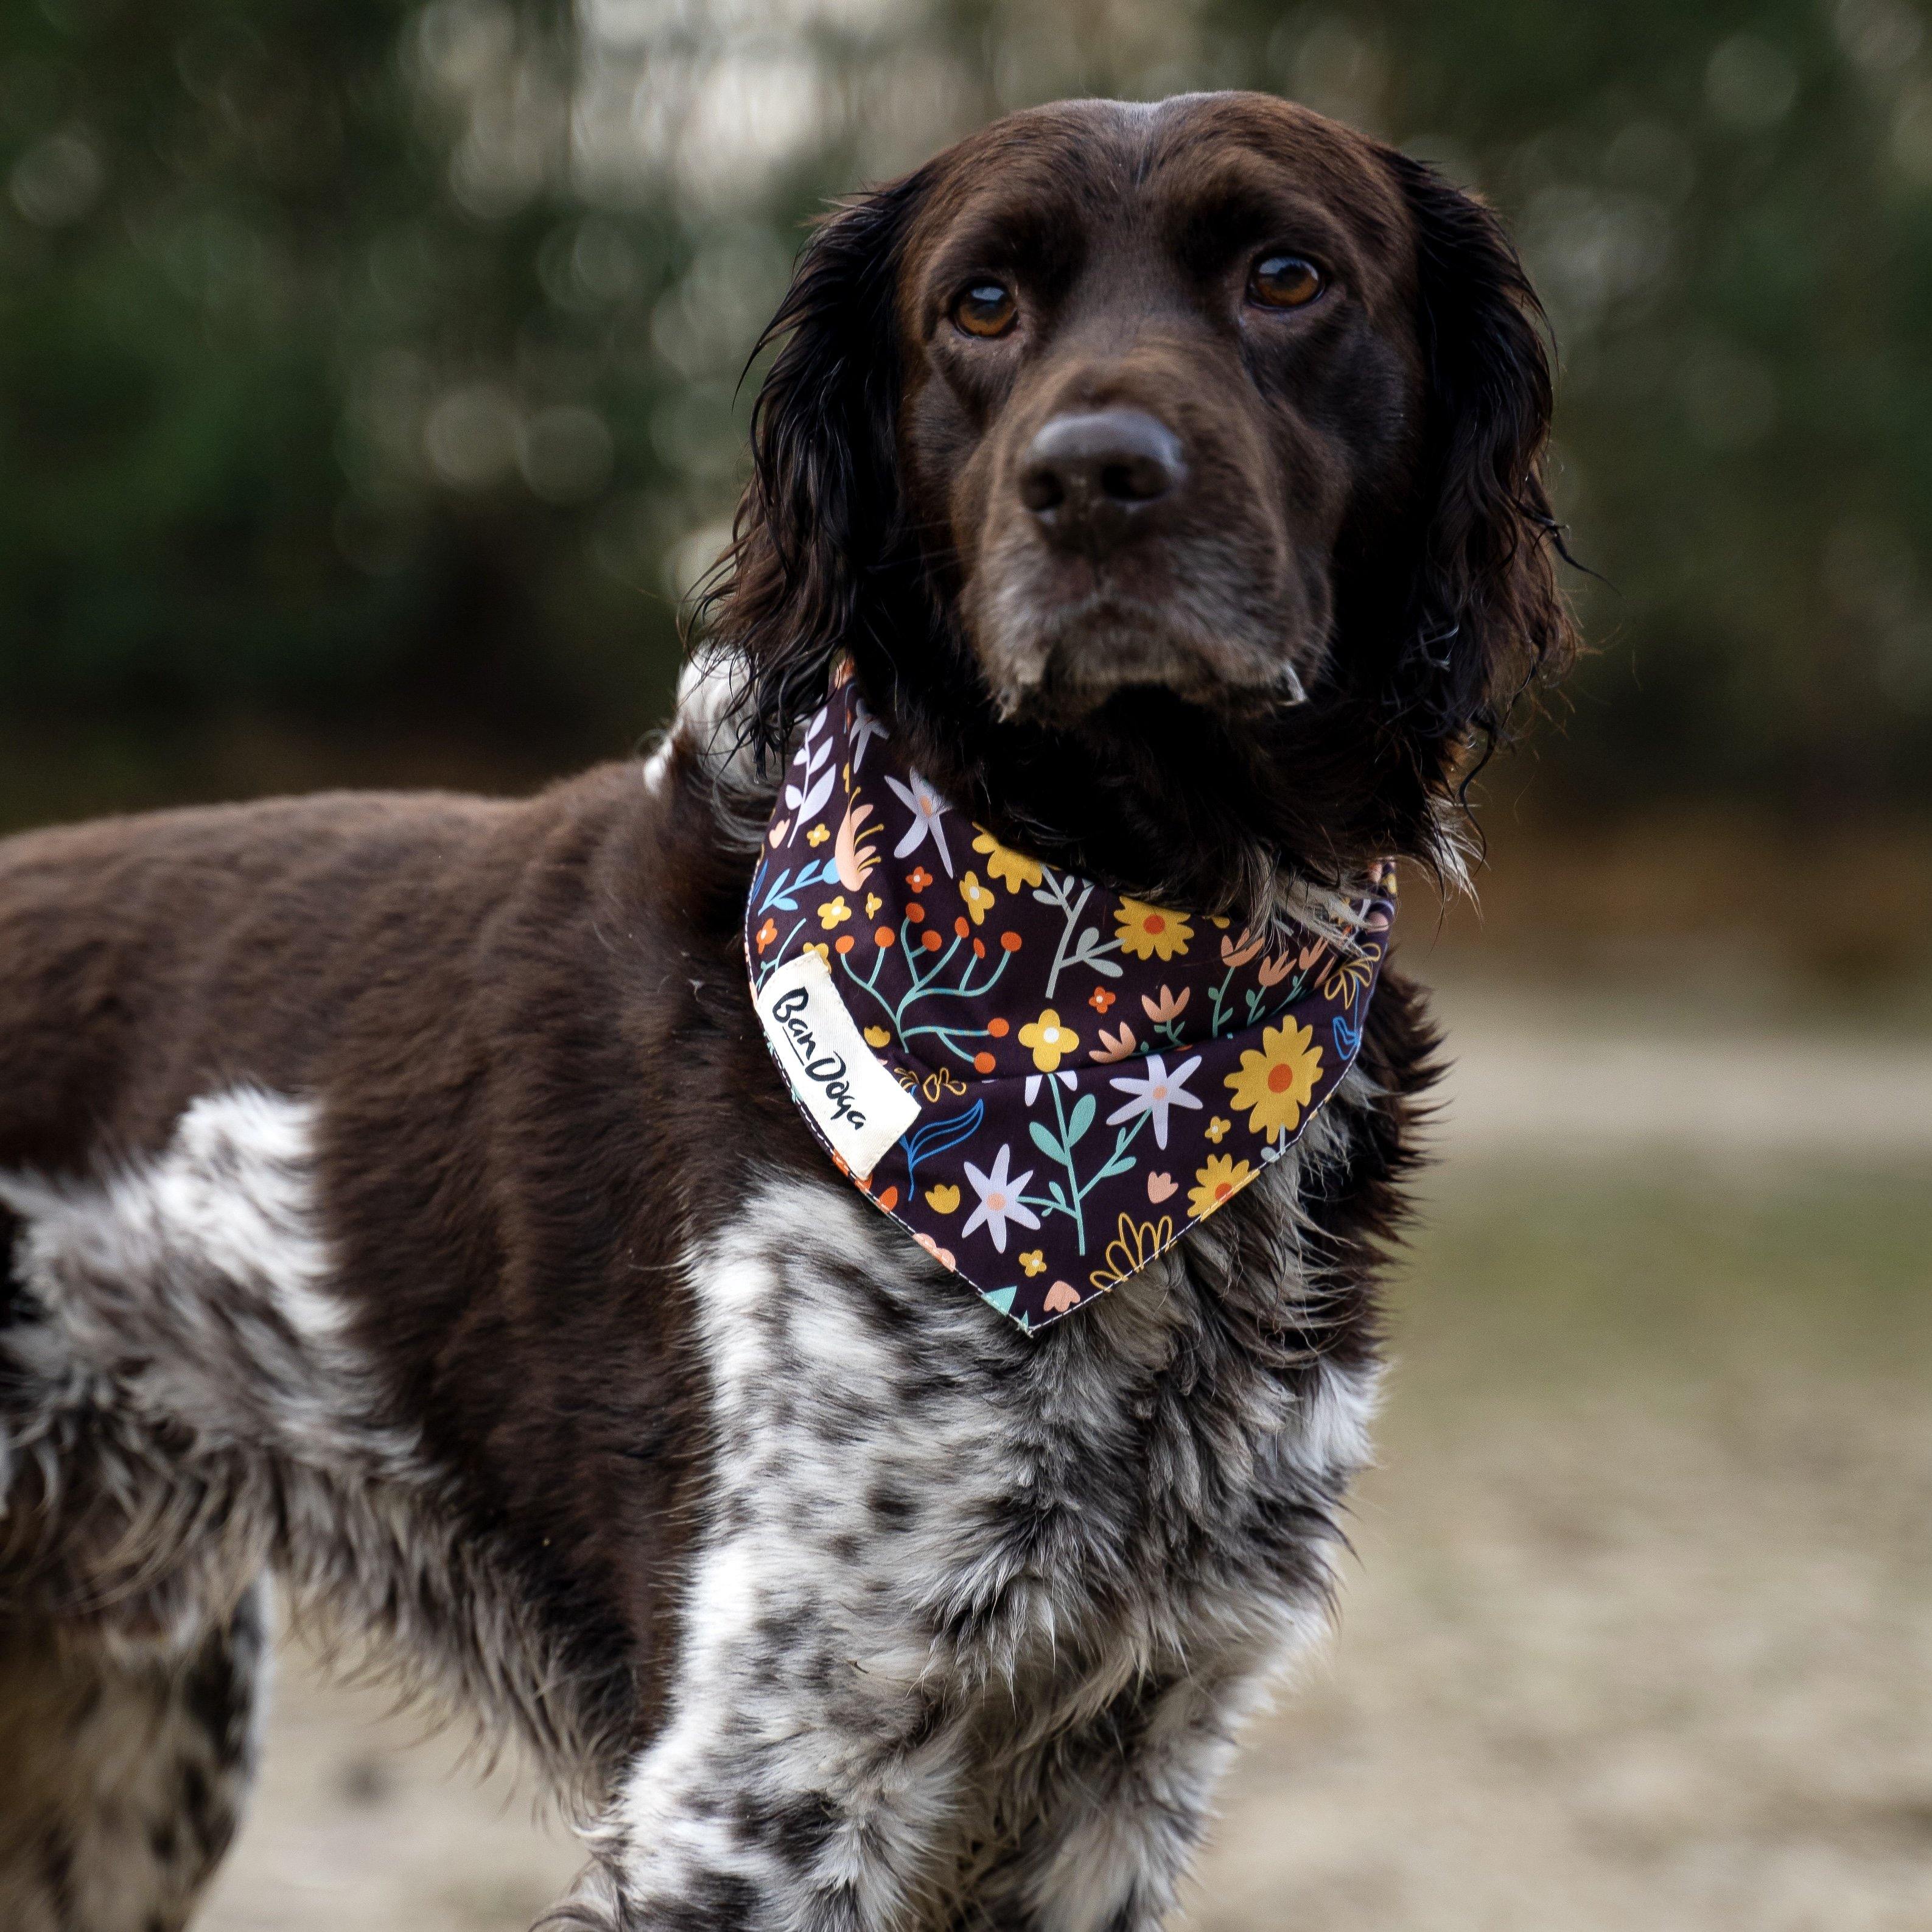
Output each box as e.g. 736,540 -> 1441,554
977,600 -> 1312,728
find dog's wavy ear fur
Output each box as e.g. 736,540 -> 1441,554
1385,154 -> 1575,766
701,169 -> 936,764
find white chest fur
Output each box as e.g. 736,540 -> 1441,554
604,1091 -> 1379,1930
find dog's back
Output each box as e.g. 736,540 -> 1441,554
0,793 -> 508,1171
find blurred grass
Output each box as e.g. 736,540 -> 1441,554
1395,1158 -> 1932,1384
204,1144 -> 1932,1932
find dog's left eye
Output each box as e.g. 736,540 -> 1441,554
952,281 -> 1018,338
1248,254 -> 1324,310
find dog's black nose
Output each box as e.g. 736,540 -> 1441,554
1019,410 -> 1185,554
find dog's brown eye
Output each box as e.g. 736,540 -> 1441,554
953,282 -> 1018,338
1249,254 -> 1323,310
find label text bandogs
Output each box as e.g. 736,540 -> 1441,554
769,984 -> 868,1129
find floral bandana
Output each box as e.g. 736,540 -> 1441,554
745,666 -> 1398,1333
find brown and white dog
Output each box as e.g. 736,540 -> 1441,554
0,94 -> 1570,1931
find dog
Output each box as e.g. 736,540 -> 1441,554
0,92 -> 1569,1931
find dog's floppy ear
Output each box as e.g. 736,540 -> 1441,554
1387,155 -> 1575,758
702,168 -> 936,761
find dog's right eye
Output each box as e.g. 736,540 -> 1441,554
1248,254 -> 1324,310
951,282 -> 1018,339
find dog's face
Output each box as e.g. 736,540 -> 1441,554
895,96 -> 1421,723
712,93 -> 1571,909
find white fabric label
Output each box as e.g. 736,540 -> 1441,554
754,951 -> 920,1179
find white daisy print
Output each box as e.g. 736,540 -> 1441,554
1103,1053 -> 1203,1149
1023,1069 -> 1078,1105
847,695 -> 888,768
960,1143 -> 1041,1253
884,770 -> 956,875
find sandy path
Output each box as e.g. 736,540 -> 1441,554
1432,984 -> 1932,1159
1188,1162 -> 1932,1931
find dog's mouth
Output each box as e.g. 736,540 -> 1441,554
971,561 -> 1317,727
959,474 -> 1326,725
998,617 -> 1303,727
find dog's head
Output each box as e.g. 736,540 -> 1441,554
707,93 -> 1573,911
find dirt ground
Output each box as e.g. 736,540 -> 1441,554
198,990 -> 1932,1932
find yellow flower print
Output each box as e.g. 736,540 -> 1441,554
1225,1018 -> 1325,1138
1203,1115 -> 1231,1144
971,825 -> 1045,893
1088,1212 -> 1175,1292
864,892 -> 883,919
1188,1153 -> 1255,1220
959,870 -> 996,926
1115,898 -> 1194,961
1321,943 -> 1383,1007
817,896 -> 852,930
863,1025 -> 892,1049
1017,1007 -> 1079,1071
805,822 -> 830,847
924,1183 -> 961,1214
1018,1250 -> 1046,1277
803,942 -> 830,964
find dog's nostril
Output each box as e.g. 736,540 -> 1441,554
1098,459 -> 1168,504
1020,408 -> 1185,542
1019,466 -> 1066,514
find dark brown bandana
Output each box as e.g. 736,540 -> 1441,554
746,666 -> 1397,1332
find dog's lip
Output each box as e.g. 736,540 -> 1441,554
984,591 -> 1308,710
990,636 -> 1309,729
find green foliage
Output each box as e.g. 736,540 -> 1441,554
0,0 -> 1927,819
0,0 -> 679,780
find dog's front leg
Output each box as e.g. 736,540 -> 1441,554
554,1532 -> 970,1932
968,1651 -> 1286,1932
546,1197 -> 1026,1931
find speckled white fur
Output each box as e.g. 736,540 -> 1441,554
2,1069 -> 1382,1932
580,1145 -> 1378,1931
0,1093 -> 607,1930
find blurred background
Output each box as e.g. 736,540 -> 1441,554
2,1 -> 1927,1927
